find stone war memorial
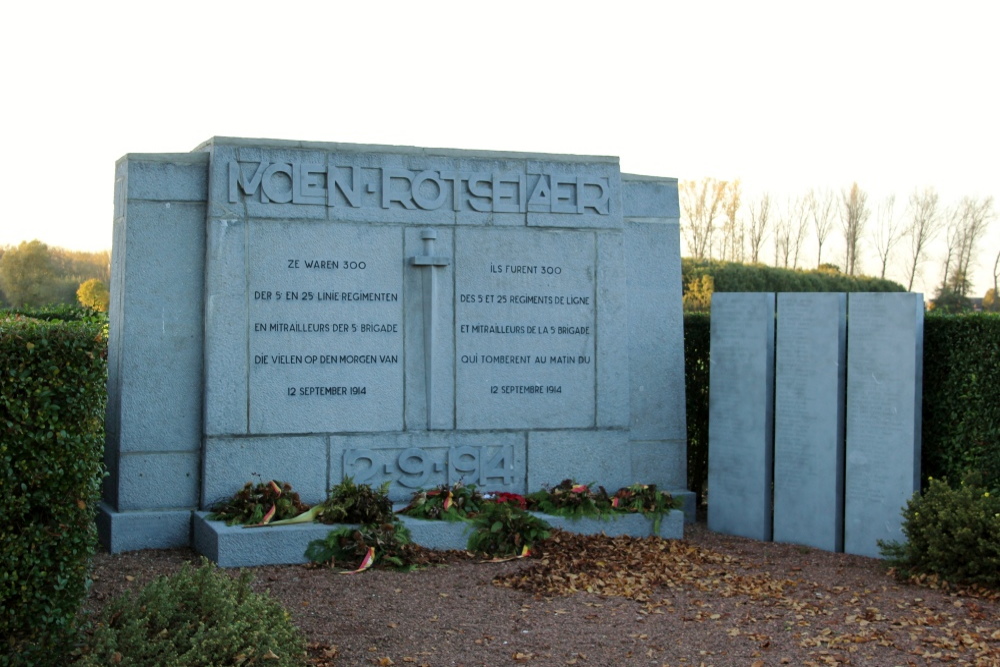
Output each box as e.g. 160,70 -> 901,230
708,292 -> 923,558
99,137 -> 690,561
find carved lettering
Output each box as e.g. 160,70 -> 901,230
227,160 -> 612,215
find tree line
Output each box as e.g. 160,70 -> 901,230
680,179 -> 998,312
0,240 -> 110,310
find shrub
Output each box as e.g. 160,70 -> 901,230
75,279 -> 109,313
880,478 -> 1000,588
76,560 -> 306,666
2,319 -> 106,666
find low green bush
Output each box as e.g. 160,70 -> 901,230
76,560 -> 306,666
880,477 -> 1000,588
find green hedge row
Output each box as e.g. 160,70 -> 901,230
1,317 -> 107,666
922,313 -> 1000,487
682,258 -> 906,295
684,311 -> 1000,504
2,304 -> 105,323
683,313 -> 711,505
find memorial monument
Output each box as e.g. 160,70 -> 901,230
98,137 -> 690,554
708,291 -> 922,558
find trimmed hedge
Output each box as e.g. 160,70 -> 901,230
683,313 -> 711,505
1,304 -> 105,323
922,313 -> 1000,489
684,311 -> 1000,504
1,316 -> 107,666
682,258 -> 905,296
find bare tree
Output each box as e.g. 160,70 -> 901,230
988,249 -> 1000,311
808,189 -> 836,267
939,206 -> 961,296
719,180 -> 743,262
747,193 -> 771,264
788,195 -> 810,268
773,199 -> 792,268
680,178 -> 727,260
840,183 -> 870,276
994,249 -> 999,300
942,195 -> 995,297
903,186 -> 943,291
872,194 -> 902,280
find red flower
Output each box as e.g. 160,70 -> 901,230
493,492 -> 528,510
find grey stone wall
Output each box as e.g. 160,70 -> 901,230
99,138 -> 688,553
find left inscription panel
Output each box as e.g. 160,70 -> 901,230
249,222 -> 404,433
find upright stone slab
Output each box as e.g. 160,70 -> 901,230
844,293 -> 923,558
772,293 -> 846,552
708,293 -> 775,541
100,137 -> 689,557
100,153 -> 208,551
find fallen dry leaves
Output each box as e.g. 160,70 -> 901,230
88,531 -> 1000,666
496,531 -> 796,601
491,530 -> 1000,666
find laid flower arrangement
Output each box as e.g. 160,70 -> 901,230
525,479 -> 612,518
206,479 -> 310,526
396,485 -> 545,557
305,522 -> 421,573
609,483 -> 680,534
396,481 -> 486,521
208,476 -> 681,571
208,476 -> 395,527
467,499 -> 550,558
524,479 -> 680,521
281,476 -> 395,526
210,477 -> 425,572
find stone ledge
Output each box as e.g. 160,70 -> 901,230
99,504 -> 193,553
193,512 -> 353,568
530,510 -> 684,540
194,508 -> 684,567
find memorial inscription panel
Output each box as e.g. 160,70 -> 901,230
844,293 -> 922,558
707,293 -> 775,541
772,293 -> 846,552
248,222 -> 404,433
455,228 -> 597,429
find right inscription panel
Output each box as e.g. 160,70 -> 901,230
454,228 -> 596,430
844,293 -> 923,558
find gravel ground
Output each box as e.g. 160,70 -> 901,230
85,523 -> 1000,667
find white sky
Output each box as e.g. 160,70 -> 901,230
1,0 -> 997,297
